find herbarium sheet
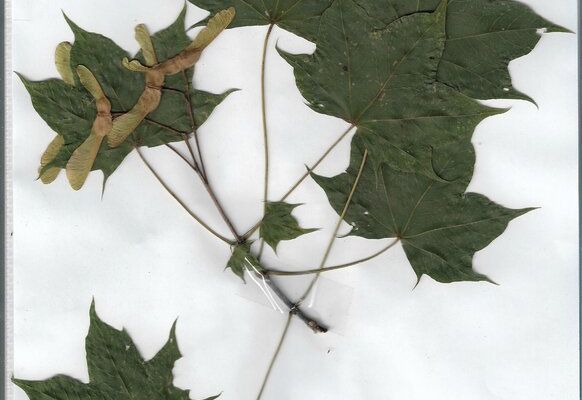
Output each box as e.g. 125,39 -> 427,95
10,0 -> 579,399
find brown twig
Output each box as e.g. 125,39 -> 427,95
257,271 -> 327,334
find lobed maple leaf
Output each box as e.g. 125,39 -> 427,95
13,301 -> 220,400
313,136 -> 534,284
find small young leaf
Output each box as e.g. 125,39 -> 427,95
313,136 -> 534,284
188,0 -> 333,42
226,243 -> 263,281
13,301 -> 220,400
260,202 -> 317,252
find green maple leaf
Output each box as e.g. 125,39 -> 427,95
352,0 -> 570,102
188,0 -> 333,41
279,0 -> 505,179
20,7 -> 235,188
259,202 -> 317,252
226,243 -> 263,281
313,136 -> 534,284
13,301 -> 220,400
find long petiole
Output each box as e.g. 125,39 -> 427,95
257,23 -> 276,260
163,136 -> 328,334
280,124 -> 355,202
266,238 -> 400,276
135,146 -> 236,245
298,149 -> 368,304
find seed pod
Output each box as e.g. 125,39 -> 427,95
157,7 -> 235,76
66,66 -> 113,190
40,41 -> 75,183
38,135 -> 65,184
120,8 -> 236,76
108,8 -> 235,148
109,25 -> 164,148
55,42 -> 74,85
134,24 -> 157,66
189,7 -> 235,51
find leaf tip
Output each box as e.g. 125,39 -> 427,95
411,275 -> 422,290
169,318 -> 178,340
222,88 -> 241,97
179,1 -> 188,18
480,274 -> 499,286
11,377 -> 28,392
62,12 -> 84,37
516,206 -> 539,218
89,297 -> 97,314
545,23 -> 574,35
15,73 -> 37,98
187,16 -> 210,32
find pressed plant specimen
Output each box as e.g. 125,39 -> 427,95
13,1 -> 570,399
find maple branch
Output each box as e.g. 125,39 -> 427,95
240,124 -> 356,241
257,23 -> 276,261
266,239 -> 400,276
161,155 -> 328,335
298,149 -> 369,304
162,132 -> 328,335
135,146 -> 236,245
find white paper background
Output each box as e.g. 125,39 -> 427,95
8,1 -> 579,399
